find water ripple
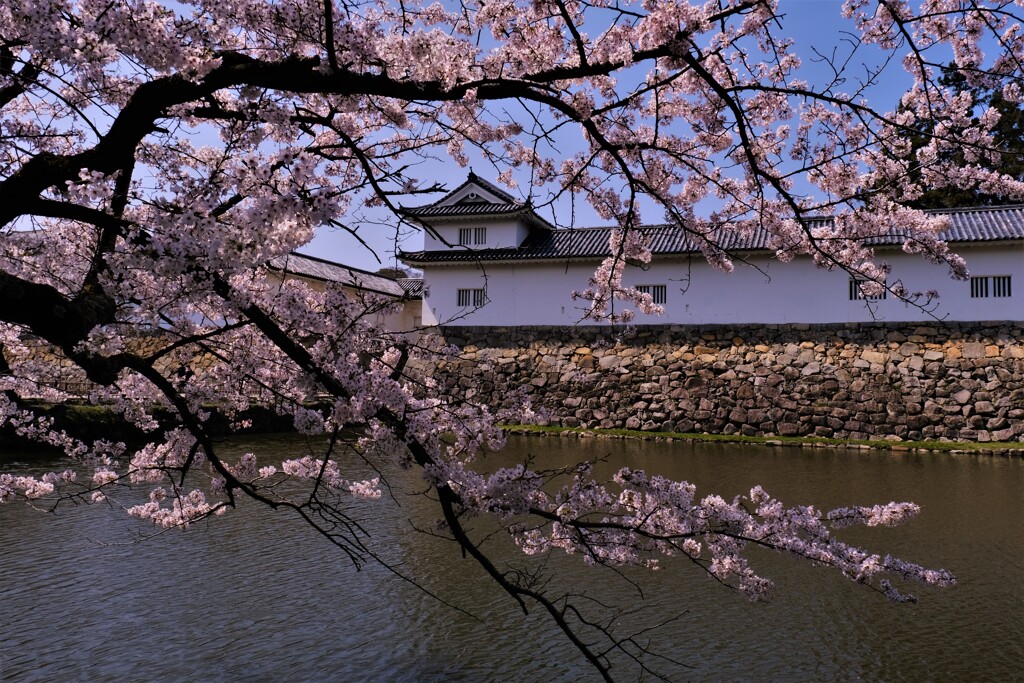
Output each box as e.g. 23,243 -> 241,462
1,436 -> 1020,682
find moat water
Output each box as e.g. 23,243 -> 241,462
1,435 -> 1021,681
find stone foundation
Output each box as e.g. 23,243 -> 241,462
436,322 -> 1024,443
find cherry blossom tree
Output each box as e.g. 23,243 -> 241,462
1,0 -> 1019,678
890,60 -> 1024,208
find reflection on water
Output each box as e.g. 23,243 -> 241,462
1,435 -> 1021,682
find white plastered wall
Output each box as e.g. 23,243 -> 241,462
421,217 -> 530,251
420,242 -> 1024,326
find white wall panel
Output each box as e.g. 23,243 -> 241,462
420,243 -> 1024,325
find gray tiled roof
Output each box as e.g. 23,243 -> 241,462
268,253 -> 420,298
398,172 -> 561,229
397,278 -> 425,296
438,172 -> 518,204
401,171 -> 524,219
923,204 -> 1024,240
400,205 -> 1024,264
403,202 -> 527,218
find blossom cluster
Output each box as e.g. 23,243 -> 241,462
502,472 -> 954,601
0,470 -> 76,503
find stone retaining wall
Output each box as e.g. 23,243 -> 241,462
436,322 -> 1024,443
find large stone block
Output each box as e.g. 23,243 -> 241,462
862,350 -> 888,364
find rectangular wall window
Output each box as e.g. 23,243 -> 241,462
458,227 -> 486,246
636,284 -> 667,304
849,279 -> 887,300
971,275 -> 1012,298
457,288 -> 487,307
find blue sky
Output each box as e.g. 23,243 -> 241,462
302,0 -> 918,273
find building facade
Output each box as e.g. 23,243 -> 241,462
400,174 -> 1024,327
267,252 -> 423,332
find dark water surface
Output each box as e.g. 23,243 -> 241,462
1,435 -> 1021,682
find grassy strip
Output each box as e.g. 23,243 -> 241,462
6,403 -> 1020,455
500,423 -> 1024,454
